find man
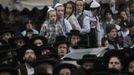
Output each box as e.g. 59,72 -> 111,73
54,36 -> 69,58
54,3 -> 72,33
18,45 -> 38,75
77,54 -> 98,75
124,19 -> 134,48
0,64 -> 19,75
66,30 -> 81,51
105,24 -> 121,49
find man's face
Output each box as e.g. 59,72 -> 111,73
15,39 -> 25,48
34,39 -> 43,47
58,43 -> 68,58
108,29 -> 117,39
2,32 -> 12,41
128,61 -> 134,73
59,68 -> 71,75
23,49 -> 36,64
108,57 -> 122,71
71,35 -> 80,46
76,1 -> 84,13
82,61 -> 94,70
56,6 -> 64,18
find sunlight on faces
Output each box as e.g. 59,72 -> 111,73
108,57 -> 122,71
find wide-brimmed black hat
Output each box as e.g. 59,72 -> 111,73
66,30 -> 82,36
31,36 -> 48,46
53,63 -> 77,75
17,44 -> 39,62
54,35 -> 70,48
0,27 -> 15,36
0,64 -> 18,75
77,54 -> 98,65
39,45 -> 56,55
33,55 -> 60,67
102,50 -> 127,66
8,36 -> 30,48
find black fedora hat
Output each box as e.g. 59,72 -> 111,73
17,44 -> 39,62
54,35 -> 70,48
66,30 -> 81,36
31,36 -> 48,46
39,45 -> 56,55
102,50 -> 127,66
0,27 -> 15,36
33,55 -> 60,67
8,36 -> 30,48
0,64 -> 18,75
53,63 -> 77,75
77,54 -> 98,65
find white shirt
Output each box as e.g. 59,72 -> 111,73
26,65 -> 34,75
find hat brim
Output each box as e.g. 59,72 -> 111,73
53,63 -> 77,75
77,59 -> 98,65
0,67 -> 18,75
103,50 -> 127,65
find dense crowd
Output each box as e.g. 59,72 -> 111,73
0,0 -> 134,75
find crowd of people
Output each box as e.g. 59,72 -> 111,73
0,0 -> 134,75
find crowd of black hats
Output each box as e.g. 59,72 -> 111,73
0,0 -> 134,75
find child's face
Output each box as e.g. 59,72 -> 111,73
49,11 -> 57,23
66,4 -> 73,15
56,6 -> 64,18
76,1 -> 84,13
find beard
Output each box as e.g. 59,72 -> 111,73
24,57 -> 36,66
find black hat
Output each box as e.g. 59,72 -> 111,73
77,54 -> 98,65
31,36 -> 48,46
33,55 -> 60,67
53,63 -> 77,75
54,35 -> 70,48
0,64 -> 18,75
103,50 -> 127,66
66,30 -> 81,36
39,45 -> 56,55
17,45 -> 39,62
0,27 -> 14,36
8,36 -> 30,48
34,73 -> 51,75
